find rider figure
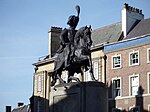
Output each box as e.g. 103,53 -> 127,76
57,6 -> 80,69
66,15 -> 79,68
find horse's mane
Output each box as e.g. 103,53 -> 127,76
75,26 -> 87,37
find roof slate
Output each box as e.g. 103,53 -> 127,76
91,18 -> 150,46
12,105 -> 30,112
91,22 -> 122,46
126,18 -> 150,39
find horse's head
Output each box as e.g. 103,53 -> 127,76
83,25 -> 93,48
74,26 -> 93,49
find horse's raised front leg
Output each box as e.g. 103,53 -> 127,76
50,71 -> 66,86
87,55 -> 97,81
51,71 -> 57,87
57,73 -> 66,84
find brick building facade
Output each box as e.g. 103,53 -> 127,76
32,3 -> 150,112
105,36 -> 150,111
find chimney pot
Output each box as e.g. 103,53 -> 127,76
140,10 -> 142,14
18,102 -> 24,107
133,7 -> 136,12
128,6 -> 131,11
136,8 -> 139,13
124,3 -> 128,9
131,7 -> 133,11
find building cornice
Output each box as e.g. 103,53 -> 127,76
106,34 -> 150,47
91,43 -> 105,51
104,34 -> 150,53
33,58 -> 54,67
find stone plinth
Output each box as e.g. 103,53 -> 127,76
49,82 -> 108,112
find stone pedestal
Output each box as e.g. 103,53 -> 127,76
49,82 -> 108,112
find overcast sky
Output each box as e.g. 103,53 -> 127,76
0,0 -> 150,111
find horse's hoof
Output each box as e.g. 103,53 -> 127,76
50,83 -> 55,87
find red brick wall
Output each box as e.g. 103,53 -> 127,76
106,44 -> 150,111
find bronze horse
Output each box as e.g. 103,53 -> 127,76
51,26 -> 96,86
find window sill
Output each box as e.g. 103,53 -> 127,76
129,63 -> 140,67
112,67 -> 122,70
108,94 -> 150,100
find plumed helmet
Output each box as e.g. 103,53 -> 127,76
67,5 -> 80,28
67,15 -> 79,27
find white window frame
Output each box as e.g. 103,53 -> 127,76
85,70 -> 91,81
62,70 -> 68,83
129,50 -> 139,66
112,77 -> 122,98
112,54 -> 121,69
147,72 -> 150,94
129,74 -> 139,96
37,75 -> 42,92
147,48 -> 150,63
93,60 -> 99,80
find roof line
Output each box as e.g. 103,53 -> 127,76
92,21 -> 121,31
142,17 -> 150,20
105,33 -> 150,46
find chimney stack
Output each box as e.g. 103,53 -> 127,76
48,26 -> 62,58
6,106 -> 11,112
122,3 -> 144,37
18,102 -> 24,107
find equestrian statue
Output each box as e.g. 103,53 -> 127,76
51,5 -> 96,86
